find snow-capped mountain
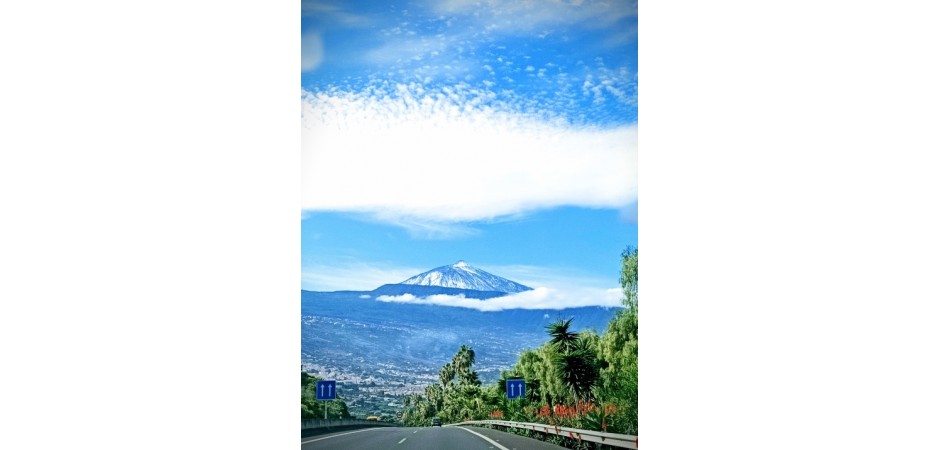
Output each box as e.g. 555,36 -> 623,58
397,261 -> 533,293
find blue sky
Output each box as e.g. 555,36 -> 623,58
301,0 -> 637,309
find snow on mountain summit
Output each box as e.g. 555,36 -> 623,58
399,261 -> 532,293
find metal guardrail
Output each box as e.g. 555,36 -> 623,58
454,419 -> 638,449
301,418 -> 394,430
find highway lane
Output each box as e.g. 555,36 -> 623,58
300,425 -> 566,450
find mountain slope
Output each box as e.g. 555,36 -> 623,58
371,284 -> 509,299
300,289 -> 621,417
398,261 -> 532,293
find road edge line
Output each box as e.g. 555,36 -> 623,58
456,426 -> 510,450
301,427 -> 383,444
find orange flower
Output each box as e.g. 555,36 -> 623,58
576,401 -> 596,415
540,405 -> 551,417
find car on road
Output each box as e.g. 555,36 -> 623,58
431,417 -> 442,427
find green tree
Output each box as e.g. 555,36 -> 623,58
425,383 -> 444,412
439,362 -> 456,388
453,345 -> 480,386
546,318 -> 579,353
404,392 -> 435,426
550,324 -> 600,403
301,372 -> 351,419
620,246 -> 638,311
409,248 -> 639,434
593,246 -> 639,433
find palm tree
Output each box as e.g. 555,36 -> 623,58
524,377 -> 542,403
556,337 -> 599,402
454,345 -> 474,372
462,370 -> 481,386
425,384 -> 444,412
546,319 -> 599,403
453,345 -> 480,386
546,318 -> 579,353
439,362 -> 456,388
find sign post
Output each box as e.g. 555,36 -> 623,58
506,379 -> 526,399
506,378 -> 525,417
316,380 -> 337,420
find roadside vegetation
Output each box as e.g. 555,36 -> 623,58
401,247 -> 639,436
301,372 -> 352,420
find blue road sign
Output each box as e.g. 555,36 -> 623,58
316,380 -> 336,400
506,379 -> 526,399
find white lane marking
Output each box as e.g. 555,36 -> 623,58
457,427 -> 510,450
301,427 -> 383,444
398,438 -> 407,444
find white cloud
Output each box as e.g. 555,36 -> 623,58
301,32 -> 324,72
481,263 -> 618,290
429,0 -> 637,34
302,0 -> 341,16
302,259 -> 625,310
301,261 -> 426,291
376,286 -> 623,311
364,37 -> 445,65
302,1 -> 370,25
370,214 -> 481,239
301,84 -> 637,225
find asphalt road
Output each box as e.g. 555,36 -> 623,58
300,425 -> 566,450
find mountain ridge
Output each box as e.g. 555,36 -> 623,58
397,260 -> 532,293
